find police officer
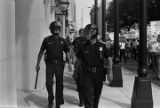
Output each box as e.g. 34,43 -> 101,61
77,24 -> 113,108
35,21 -> 70,108
72,28 -> 86,107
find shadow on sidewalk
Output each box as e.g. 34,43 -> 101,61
101,96 -> 130,108
122,59 -> 160,87
63,70 -> 80,106
23,91 -> 48,108
64,73 -> 77,91
64,83 -> 77,91
64,94 -> 79,105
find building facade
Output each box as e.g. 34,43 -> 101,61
90,0 -> 112,35
0,0 -> 76,107
0,0 -> 16,107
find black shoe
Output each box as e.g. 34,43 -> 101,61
79,102 -> 84,107
56,105 -> 61,108
48,102 -> 53,108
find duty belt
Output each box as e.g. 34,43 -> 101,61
86,67 -> 103,73
53,60 -> 58,64
46,59 -> 63,64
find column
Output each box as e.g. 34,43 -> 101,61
0,0 -> 17,107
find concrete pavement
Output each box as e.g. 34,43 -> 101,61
17,63 -> 160,108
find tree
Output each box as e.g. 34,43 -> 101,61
148,0 -> 160,21
106,0 -> 139,32
106,1 -> 114,32
106,0 -> 160,32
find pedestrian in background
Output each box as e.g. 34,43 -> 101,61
72,28 -> 86,107
100,34 -> 113,81
65,36 -> 74,72
100,33 -> 112,49
35,21 -> 70,108
131,38 -> 139,61
77,24 -> 113,108
119,41 -> 127,63
155,35 -> 160,79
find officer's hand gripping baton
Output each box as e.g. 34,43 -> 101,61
34,69 -> 39,89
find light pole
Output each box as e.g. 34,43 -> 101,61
102,0 -> 106,41
94,0 -> 97,25
109,0 -> 123,87
131,0 -> 153,107
59,0 -> 69,38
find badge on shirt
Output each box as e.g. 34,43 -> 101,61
99,47 -> 103,52
99,47 -> 103,58
48,43 -> 53,45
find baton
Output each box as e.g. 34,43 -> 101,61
34,70 -> 39,89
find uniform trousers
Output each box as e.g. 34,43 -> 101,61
73,59 -> 84,105
45,61 -> 64,105
83,72 -> 104,108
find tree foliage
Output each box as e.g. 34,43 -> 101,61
106,0 -> 160,32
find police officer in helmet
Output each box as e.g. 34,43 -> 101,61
35,21 -> 70,108
77,23 -> 113,108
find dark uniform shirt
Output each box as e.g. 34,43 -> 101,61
78,41 -> 112,68
72,37 -> 86,57
40,35 -> 70,62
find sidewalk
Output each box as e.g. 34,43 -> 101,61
122,59 -> 160,87
17,63 -> 160,108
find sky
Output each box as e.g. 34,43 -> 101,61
75,0 -> 112,30
75,0 -> 94,29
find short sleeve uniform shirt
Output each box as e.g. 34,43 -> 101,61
78,41 -> 112,67
72,37 -> 86,57
40,35 -> 69,62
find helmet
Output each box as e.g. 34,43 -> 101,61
84,24 -> 91,31
78,28 -> 84,34
85,24 -> 97,31
85,23 -> 98,39
49,21 -> 61,34
78,28 -> 85,37
49,21 -> 61,29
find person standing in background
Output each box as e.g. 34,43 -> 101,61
119,41 -> 127,63
72,28 -> 86,107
